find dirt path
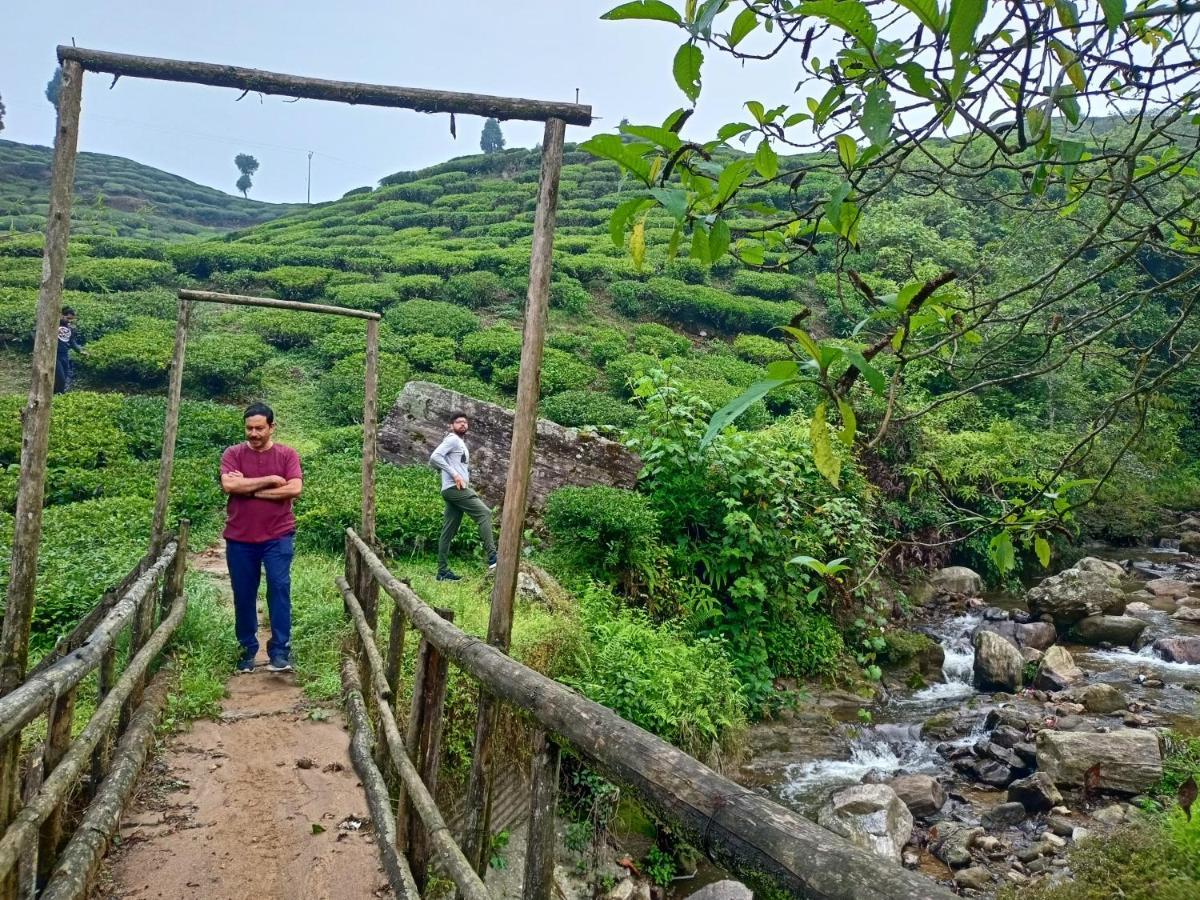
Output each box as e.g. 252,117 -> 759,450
95,546 -> 387,900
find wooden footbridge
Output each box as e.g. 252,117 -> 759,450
0,46 -> 953,899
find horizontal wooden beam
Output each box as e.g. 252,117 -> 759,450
58,46 -> 593,126
177,290 -> 381,320
346,530 -> 954,900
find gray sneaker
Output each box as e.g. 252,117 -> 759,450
266,655 -> 293,673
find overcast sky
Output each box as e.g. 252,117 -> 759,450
2,1 -> 800,204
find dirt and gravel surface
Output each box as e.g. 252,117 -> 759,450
94,548 -> 388,900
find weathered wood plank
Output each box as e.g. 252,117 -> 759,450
178,289 -> 381,320
408,609 -> 452,891
522,731 -> 559,900
58,46 -> 592,126
348,531 -> 955,900
36,688 -> 76,883
151,299 -> 191,547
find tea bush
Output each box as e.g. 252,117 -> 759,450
540,391 -> 637,430
545,486 -> 663,586
386,299 -> 479,339
320,351 -> 411,425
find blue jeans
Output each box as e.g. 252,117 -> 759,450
226,534 -> 294,659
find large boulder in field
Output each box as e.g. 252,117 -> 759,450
972,630 -> 1024,692
1034,645 -> 1084,691
930,566 -> 984,596
1026,560 -> 1126,628
1036,730 -> 1163,795
817,784 -> 914,863
887,774 -> 946,819
1072,615 -> 1146,647
379,381 -> 641,511
1153,636 -> 1200,664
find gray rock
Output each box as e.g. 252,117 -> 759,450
976,620 -> 1058,652
1047,815 -> 1074,837
1036,730 -> 1163,794
683,882 -> 752,900
929,822 -> 983,869
1146,578 -> 1190,599
816,784 -> 914,863
965,757 -> 1017,788
887,774 -> 946,819
1073,615 -> 1147,647
954,867 -> 992,891
1035,645 -> 1084,691
1153,636 -> 1200,664
1181,531 -> 1200,555
973,630 -> 1025,692
1172,606 -> 1200,623
931,566 -> 985,596
1027,564 -> 1126,627
1076,557 -> 1126,579
1125,601 -> 1154,615
991,725 -> 1024,749
982,802 -> 1028,829
1075,683 -> 1127,714
1092,803 -> 1129,826
380,381 -> 641,511
1008,772 -> 1064,812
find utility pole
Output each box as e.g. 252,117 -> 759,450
306,150 -> 313,204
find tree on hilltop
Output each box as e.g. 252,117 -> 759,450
234,153 -> 260,198
45,67 -> 62,109
480,118 -> 505,154
0,93 -> 6,133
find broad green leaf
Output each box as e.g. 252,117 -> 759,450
650,187 -> 689,220
673,42 -> 704,103
765,359 -> 800,380
1099,0 -> 1125,33
580,133 -> 652,182
702,375 -> 798,446
689,224 -> 709,263
894,0 -> 943,33
715,158 -> 755,205
610,195 -> 653,247
799,0 -> 878,49
666,223 -> 683,260
754,139 -> 780,178
825,179 -> 852,232
836,134 -> 858,169
602,1 -> 682,24
779,325 -> 823,364
728,6 -> 759,46
1034,535 -> 1052,568
900,62 -> 937,99
738,240 -> 765,265
746,100 -> 766,123
862,85 -> 895,148
840,348 -> 886,395
708,218 -> 731,261
1054,0 -> 1080,33
630,219 -> 647,271
947,0 -> 985,60
1058,139 -> 1085,188
717,121 -> 753,141
836,397 -> 857,446
620,124 -> 683,150
989,530 -> 1016,574
811,402 -> 841,488
693,0 -> 725,35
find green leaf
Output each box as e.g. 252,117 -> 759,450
900,62 -> 937,99
840,348 -> 886,395
799,0 -> 878,49
836,397 -> 857,446
779,325 -> 823,364
810,402 -> 841,488
1058,138 -> 1085,189
311,823 -> 326,835
708,218 -> 731,261
673,42 -> 704,104
610,195 -> 653,247
825,179 -> 852,232
765,359 -> 800,380
737,240 -> 765,265
689,224 -> 709,263
728,7 -> 759,46
989,530 -> 1016,574
861,85 -> 895,148
947,0 -> 985,60
754,139 -> 779,178
1099,0 -> 1125,33
715,158 -> 755,205
717,121 -> 753,141
620,124 -> 683,150
835,134 -> 858,170
1034,535 -> 1051,568
630,219 -> 647,271
650,187 -> 689,220
702,375 -> 798,446
894,0 -> 943,33
602,1 -> 683,24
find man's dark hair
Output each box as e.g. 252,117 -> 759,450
244,402 -> 274,424
62,306 -> 76,316
448,411 -> 468,423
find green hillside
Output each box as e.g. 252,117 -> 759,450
0,138 -> 296,239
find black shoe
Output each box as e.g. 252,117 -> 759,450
437,569 -> 461,582
266,654 -> 293,673
235,652 -> 256,675
487,552 -> 497,571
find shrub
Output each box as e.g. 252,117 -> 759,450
585,327 -> 629,364
385,274 -> 445,300
241,307 -> 326,349
606,352 -> 659,397
462,325 -> 522,377
550,277 -> 591,315
116,396 -> 242,460
733,333 -> 788,365
730,270 -> 802,300
546,486 -> 662,584
320,351 -> 411,425
82,316 -> 174,384
312,320 -> 403,362
261,265 -> 339,301
608,280 -> 646,317
642,278 -> 796,335
64,257 -> 175,292
399,333 -> 458,371
540,391 -> 637,430
184,332 -> 269,396
494,348 -> 593,395
444,270 -> 508,308
0,391 -> 128,469
387,299 -> 479,339
632,323 -> 690,358
327,282 -> 399,311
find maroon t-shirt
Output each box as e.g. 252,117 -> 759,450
220,443 -> 303,543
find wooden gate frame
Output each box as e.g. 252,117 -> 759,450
0,45 -> 590,883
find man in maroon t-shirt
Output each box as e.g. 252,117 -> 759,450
220,403 -> 303,674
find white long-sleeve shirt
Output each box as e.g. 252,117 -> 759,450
429,433 -> 470,491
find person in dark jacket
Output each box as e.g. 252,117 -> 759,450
53,307 -> 84,394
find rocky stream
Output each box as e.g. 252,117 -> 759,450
740,514 -> 1200,897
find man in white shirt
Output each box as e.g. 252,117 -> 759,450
429,411 -> 497,581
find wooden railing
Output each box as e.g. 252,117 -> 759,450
0,523 -> 189,900
340,528 -> 954,900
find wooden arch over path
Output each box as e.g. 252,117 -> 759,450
0,45 -> 956,900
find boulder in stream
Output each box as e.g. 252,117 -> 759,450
1145,578 -> 1190,599
1034,645 -> 1085,691
1007,772 -> 1063,812
972,630 -> 1025,692
816,784 -> 913,863
1074,683 -> 1127,714
929,822 -> 983,868
975,619 -> 1057,652
1180,531 -> 1200,555
887,774 -> 946,819
1072,615 -> 1146,647
1172,607 -> 1200,623
684,882 -> 752,900
930,566 -> 984,596
1036,729 -> 1163,794
1153,636 -> 1200,664
1026,561 -> 1126,627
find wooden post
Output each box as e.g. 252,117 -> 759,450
463,116 -> 566,875
90,647 -> 116,795
37,689 -> 76,883
522,731 -> 560,900
378,601 -> 406,781
0,59 -> 83,900
151,298 -> 191,548
162,519 -> 190,616
407,609 -> 453,891
359,318 -> 381,630
124,576 -> 158,722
